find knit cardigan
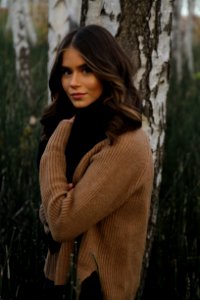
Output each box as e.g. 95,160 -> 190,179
39,119 -> 154,300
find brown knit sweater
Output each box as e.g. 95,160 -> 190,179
39,119 -> 154,300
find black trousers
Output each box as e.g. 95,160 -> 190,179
41,271 -> 103,300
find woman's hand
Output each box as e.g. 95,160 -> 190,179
66,116 -> 75,123
67,183 -> 74,190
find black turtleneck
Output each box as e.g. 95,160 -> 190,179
65,99 -> 112,182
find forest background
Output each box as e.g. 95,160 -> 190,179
0,1 -> 200,300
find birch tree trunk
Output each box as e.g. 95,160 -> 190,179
9,0 -> 34,108
22,0 -> 37,45
48,0 -> 174,297
124,1 -> 173,296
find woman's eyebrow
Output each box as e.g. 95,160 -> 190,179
61,63 -> 88,69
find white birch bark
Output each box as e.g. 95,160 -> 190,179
139,0 -> 172,181
10,0 -> 33,105
22,0 -> 37,45
84,0 -> 121,36
48,0 -> 82,91
7,0 -> 37,44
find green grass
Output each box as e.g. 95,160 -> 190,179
0,11 -> 48,299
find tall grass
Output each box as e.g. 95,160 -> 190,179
0,10 -> 48,299
142,54 -> 200,299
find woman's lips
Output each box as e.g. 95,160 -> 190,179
70,93 -> 87,100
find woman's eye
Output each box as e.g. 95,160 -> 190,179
82,66 -> 92,74
61,67 -> 71,75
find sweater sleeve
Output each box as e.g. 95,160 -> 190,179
39,120 -> 152,242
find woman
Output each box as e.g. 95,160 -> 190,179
38,24 -> 154,300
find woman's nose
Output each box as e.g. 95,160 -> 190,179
70,72 -> 80,87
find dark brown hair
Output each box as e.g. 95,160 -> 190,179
41,24 -> 142,142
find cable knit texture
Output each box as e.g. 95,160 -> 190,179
39,119 -> 154,300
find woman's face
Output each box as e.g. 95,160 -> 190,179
61,47 -> 103,109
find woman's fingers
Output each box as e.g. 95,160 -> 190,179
67,183 -> 74,190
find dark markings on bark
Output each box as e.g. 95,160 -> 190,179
100,4 -> 115,21
117,0 -> 154,116
68,17 -> 79,31
80,0 -> 89,26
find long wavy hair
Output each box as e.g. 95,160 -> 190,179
40,24 -> 142,142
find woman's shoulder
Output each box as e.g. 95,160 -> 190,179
115,128 -> 153,173
85,128 -> 152,163
94,128 -> 152,167
117,128 -> 151,152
